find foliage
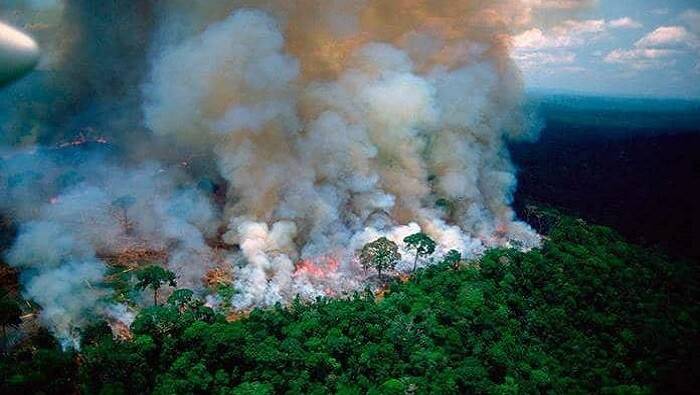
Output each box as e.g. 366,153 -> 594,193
360,237 -> 401,278
168,289 -> 198,311
136,266 -> 177,306
0,289 -> 21,330
1,213 -> 699,394
443,249 -> 461,269
0,328 -> 78,394
403,232 -> 436,272
0,288 -> 22,352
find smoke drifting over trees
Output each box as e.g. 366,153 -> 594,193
0,1 -> 591,345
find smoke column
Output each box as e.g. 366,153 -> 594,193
0,0 -> 592,346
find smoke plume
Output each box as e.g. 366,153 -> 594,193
0,0 -> 581,346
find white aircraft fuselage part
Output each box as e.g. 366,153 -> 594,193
0,21 -> 40,86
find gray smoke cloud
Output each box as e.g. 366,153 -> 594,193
2,154 -> 219,346
142,5 -> 542,309
0,0 -> 585,346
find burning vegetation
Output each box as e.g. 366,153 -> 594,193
0,0 -> 583,348
0,2 -> 697,393
2,214 -> 698,393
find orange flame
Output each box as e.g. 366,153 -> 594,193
293,256 -> 340,279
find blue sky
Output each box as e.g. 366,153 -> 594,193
514,0 -> 700,98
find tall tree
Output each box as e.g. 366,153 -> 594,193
0,289 -> 21,353
443,249 -> 462,270
167,289 -> 199,312
360,237 -> 401,279
136,266 -> 177,306
403,233 -> 436,272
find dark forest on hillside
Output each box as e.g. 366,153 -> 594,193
512,95 -> 700,261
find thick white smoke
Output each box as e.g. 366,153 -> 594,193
0,0 -> 597,345
3,159 -> 219,346
143,7 -> 541,309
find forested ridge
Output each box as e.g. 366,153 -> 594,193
1,211 -> 698,394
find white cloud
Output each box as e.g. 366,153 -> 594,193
561,66 -> 586,72
514,53 -> 579,76
604,48 -> 678,70
514,51 -> 576,70
635,26 -> 698,49
605,25 -> 700,71
513,13 -> 697,78
512,17 -> 614,74
512,19 -> 607,50
605,49 -> 677,61
609,17 -> 642,29
513,28 -> 572,49
511,17 -> 628,72
513,17 -> 639,52
557,19 -> 607,35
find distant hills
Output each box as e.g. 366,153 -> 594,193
513,93 -> 700,260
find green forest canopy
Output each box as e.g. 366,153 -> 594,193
1,211 -> 698,394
